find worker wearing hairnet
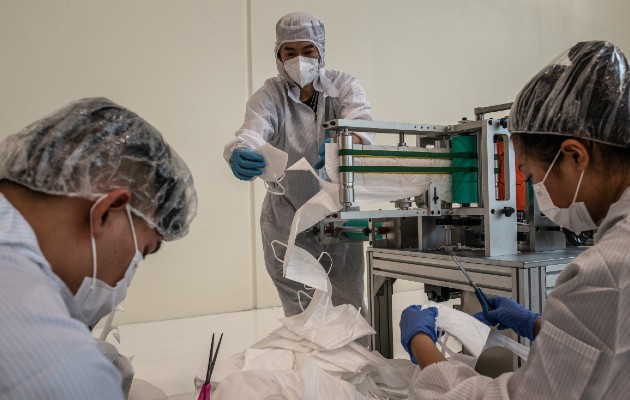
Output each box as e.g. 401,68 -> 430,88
224,12 -> 374,317
401,40 -> 630,398
0,98 -> 197,399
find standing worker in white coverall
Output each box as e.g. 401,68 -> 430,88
224,12 -> 375,317
400,40 -> 630,398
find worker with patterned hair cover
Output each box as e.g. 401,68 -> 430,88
0,98 -> 197,399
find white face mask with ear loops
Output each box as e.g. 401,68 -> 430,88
283,56 -> 319,87
253,143 -> 288,196
270,240 -> 330,292
74,197 -> 143,326
532,149 -> 598,233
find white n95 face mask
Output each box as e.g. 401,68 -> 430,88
533,149 -> 597,233
284,56 -> 319,87
271,240 -> 330,292
253,143 -> 288,196
280,278 -> 375,350
74,199 -> 143,326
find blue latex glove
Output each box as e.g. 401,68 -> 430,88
473,296 -> 541,341
229,148 -> 265,181
313,138 -> 331,170
400,306 -> 438,364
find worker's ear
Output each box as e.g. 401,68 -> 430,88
90,189 -> 132,238
560,139 -> 590,171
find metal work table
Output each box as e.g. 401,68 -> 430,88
367,247 -> 584,369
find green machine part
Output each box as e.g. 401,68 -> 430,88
451,135 -> 478,204
342,219 -> 384,240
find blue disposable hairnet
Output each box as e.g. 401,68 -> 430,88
509,40 -> 630,148
274,11 -> 326,77
0,97 -> 197,241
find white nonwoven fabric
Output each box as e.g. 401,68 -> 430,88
252,143 -> 288,183
325,142 -> 453,205
243,348 -> 295,371
252,143 -> 288,195
280,278 -> 375,350
271,241 -> 331,292
273,157 -> 342,291
422,301 -> 490,358
202,273 -> 415,400
421,301 -> 530,361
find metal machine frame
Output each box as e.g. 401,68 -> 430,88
319,105 -> 585,373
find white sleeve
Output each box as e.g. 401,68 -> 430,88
409,360 -> 512,400
223,80 -> 283,162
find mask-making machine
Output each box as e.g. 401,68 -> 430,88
311,103 -> 588,375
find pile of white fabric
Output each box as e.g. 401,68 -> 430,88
203,276 -> 415,399
196,285 -> 529,399
196,156 -> 529,398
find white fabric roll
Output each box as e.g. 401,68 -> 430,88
325,143 -> 453,205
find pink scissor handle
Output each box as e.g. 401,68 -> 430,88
197,383 -> 211,400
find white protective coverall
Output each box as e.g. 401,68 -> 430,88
408,186 -> 630,399
224,12 -> 374,317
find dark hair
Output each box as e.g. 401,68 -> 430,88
512,132 -> 630,174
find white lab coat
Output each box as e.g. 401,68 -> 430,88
0,194 -> 124,399
409,186 -> 630,399
224,70 -> 374,317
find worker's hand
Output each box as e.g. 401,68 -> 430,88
229,148 -> 265,181
473,296 -> 541,341
313,138 -> 331,170
400,306 -> 438,364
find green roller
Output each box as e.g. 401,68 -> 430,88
342,219 -> 384,240
451,135 -> 478,203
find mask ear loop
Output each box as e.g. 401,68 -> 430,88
317,251 -> 333,318
125,205 -> 139,254
270,240 -> 287,263
572,169 -> 587,204
264,178 -> 286,196
317,252 -> 333,275
541,149 -> 562,184
88,195 -> 109,290
298,251 -> 334,312
297,289 -> 313,312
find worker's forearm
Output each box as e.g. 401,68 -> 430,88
351,133 -> 362,144
410,333 -> 447,369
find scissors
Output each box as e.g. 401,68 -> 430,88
451,253 -> 497,326
198,333 -> 223,400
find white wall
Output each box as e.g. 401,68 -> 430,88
1,0 -> 629,323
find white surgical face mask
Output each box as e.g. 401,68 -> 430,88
283,56 -> 319,87
252,143 -> 288,195
74,198 -> 143,326
532,149 -> 598,233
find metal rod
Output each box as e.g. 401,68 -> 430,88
474,102 -> 513,120
451,253 -> 479,290
339,128 -> 355,208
